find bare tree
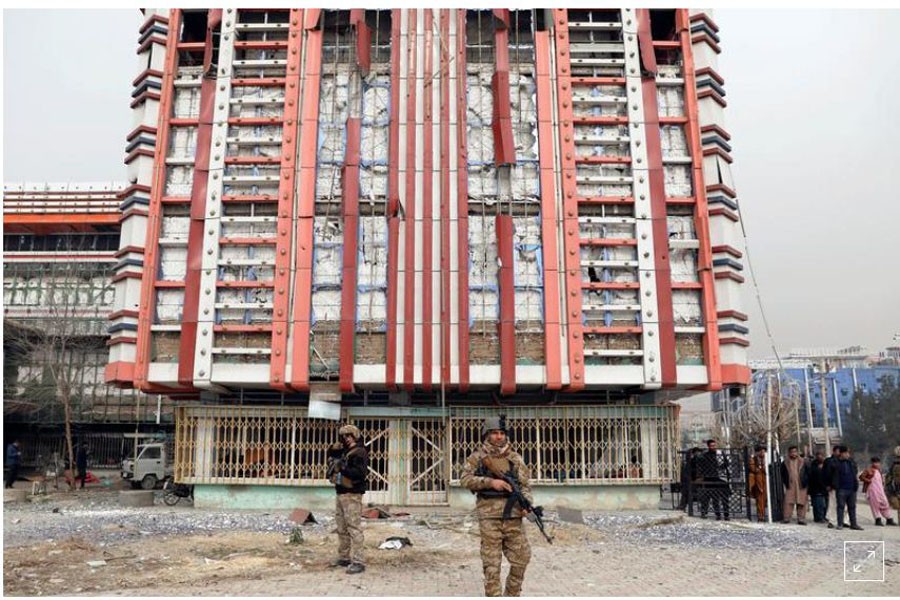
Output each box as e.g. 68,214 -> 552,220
4,254 -> 112,490
722,371 -> 802,452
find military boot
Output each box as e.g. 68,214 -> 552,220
346,562 -> 366,575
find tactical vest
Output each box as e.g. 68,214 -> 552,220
329,445 -> 365,488
475,454 -> 515,499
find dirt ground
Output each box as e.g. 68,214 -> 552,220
4,486 -> 899,596
4,521 -> 482,596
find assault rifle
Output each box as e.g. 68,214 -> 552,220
499,474 -> 553,544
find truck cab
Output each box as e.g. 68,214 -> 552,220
121,442 -> 172,490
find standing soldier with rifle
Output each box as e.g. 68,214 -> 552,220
326,424 -> 368,574
461,416 -> 549,597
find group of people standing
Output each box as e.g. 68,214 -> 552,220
748,443 -> 900,528
4,439 -> 92,490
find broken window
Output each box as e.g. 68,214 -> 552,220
649,9 -> 677,42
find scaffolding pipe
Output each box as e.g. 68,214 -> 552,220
803,367 -> 814,452
832,377 -> 843,438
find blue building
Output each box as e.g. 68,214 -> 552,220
750,366 -> 899,435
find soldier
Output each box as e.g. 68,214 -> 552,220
327,424 -> 368,574
460,416 -> 533,597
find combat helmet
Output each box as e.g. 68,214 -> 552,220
338,424 -> 361,440
482,415 -> 507,440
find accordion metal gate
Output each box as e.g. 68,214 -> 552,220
174,404 -> 678,506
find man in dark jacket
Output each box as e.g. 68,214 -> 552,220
831,445 -> 863,530
693,439 -> 731,520
76,443 -> 90,489
808,450 -> 830,523
327,424 -> 369,574
823,444 -> 846,528
679,447 -> 703,511
5,440 -> 22,489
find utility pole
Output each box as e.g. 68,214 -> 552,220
803,368 -> 814,454
819,359 -> 831,450
765,372 -> 773,524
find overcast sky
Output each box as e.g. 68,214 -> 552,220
4,9 -> 899,358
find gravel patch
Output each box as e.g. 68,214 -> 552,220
582,510 -> 834,555
4,492 -> 335,548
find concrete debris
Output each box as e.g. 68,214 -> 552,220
86,560 -> 107,568
556,507 -> 584,525
378,536 -> 412,550
361,506 -> 392,519
288,509 -> 316,525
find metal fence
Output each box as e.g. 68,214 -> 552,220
174,404 -> 679,504
10,431 -> 169,470
449,405 -> 679,485
674,447 -> 752,521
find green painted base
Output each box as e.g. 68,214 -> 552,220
449,485 -> 659,511
196,483 -> 661,511
194,484 -> 336,510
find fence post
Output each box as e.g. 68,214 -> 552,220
686,451 -> 694,516
743,446 -> 751,521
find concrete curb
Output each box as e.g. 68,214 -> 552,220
4,489 -> 28,503
118,490 -> 154,507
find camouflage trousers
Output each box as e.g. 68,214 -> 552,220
335,493 -> 364,564
478,518 -> 531,597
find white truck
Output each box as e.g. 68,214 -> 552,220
121,442 -> 172,490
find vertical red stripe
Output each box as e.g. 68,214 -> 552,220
492,10 -> 515,166
422,10 -> 434,392
177,11 -> 218,386
304,9 -> 321,30
439,10 -> 452,387
637,9 -> 677,387
678,9 -> 722,391
403,11 -> 418,391
385,10 -> 402,390
455,10 -> 470,392
534,31 -> 562,391
339,119 -> 362,393
290,28 -> 323,392
496,215 -> 516,395
552,9 -> 585,391
350,9 -> 371,76
135,9 -> 180,391
270,9 -> 304,390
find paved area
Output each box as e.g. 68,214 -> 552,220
4,487 -> 898,596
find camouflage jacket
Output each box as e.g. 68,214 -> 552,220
460,446 -> 534,519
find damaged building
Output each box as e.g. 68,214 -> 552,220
2,183 -> 175,468
104,8 -> 750,509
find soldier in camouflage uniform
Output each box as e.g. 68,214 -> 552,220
327,424 -> 368,575
460,416 -> 533,597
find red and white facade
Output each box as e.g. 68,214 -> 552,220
108,8 -> 750,397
